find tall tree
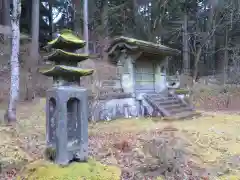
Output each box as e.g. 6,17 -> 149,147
0,0 -> 10,41
83,0 -> 89,53
182,7 -> 190,76
73,0 -> 83,37
31,0 -> 40,59
26,0 -> 40,100
48,0 -> 53,38
2,0 -> 10,26
5,0 -> 21,123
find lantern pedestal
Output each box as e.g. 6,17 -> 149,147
40,29 -> 93,165
46,86 -> 89,165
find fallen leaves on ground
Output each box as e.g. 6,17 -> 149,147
0,98 -> 240,179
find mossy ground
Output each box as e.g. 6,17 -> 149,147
17,159 -> 121,180
0,98 -> 240,179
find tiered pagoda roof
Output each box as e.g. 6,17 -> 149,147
40,29 -> 94,80
47,29 -> 86,50
41,65 -> 94,77
44,49 -> 89,63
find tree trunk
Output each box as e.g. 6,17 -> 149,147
206,0 -> 217,72
99,0 -> 108,58
193,47 -> 202,82
83,0 -> 89,54
48,0 -> 53,39
182,13 -> 190,75
133,0 -> 140,38
0,0 -> 3,24
25,0 -> 39,101
1,0 -> 11,48
73,0 -> 82,37
223,28 -> 229,84
5,0 -> 21,124
31,0 -> 40,56
3,0 -> 10,26
181,12 -> 191,87
187,47 -> 202,105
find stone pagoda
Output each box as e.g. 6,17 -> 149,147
40,29 -> 93,166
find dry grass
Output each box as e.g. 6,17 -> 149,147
0,98 -> 240,179
192,84 -> 240,112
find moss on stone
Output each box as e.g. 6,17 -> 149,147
45,49 -> 89,63
113,36 -> 168,49
48,29 -> 86,50
40,65 -> 94,77
17,159 -> 121,180
174,88 -> 190,95
106,36 -> 180,56
156,177 -> 164,180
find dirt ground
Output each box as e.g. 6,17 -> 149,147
0,98 -> 240,179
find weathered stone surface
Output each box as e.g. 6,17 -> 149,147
106,36 -> 180,57
41,29 -> 94,166
89,95 -> 167,121
91,98 -> 138,121
45,49 -> 88,60
40,65 -> 94,77
46,86 -> 89,165
40,29 -> 93,84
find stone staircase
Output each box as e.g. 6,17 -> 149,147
143,93 -> 199,119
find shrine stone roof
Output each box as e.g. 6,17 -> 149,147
106,36 -> 180,61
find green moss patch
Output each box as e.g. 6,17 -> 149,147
48,29 -> 86,51
40,65 -> 94,77
17,159 -> 121,180
44,49 -> 89,63
218,175 -> 240,180
174,88 -> 190,95
107,36 -> 180,56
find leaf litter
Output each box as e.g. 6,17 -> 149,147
0,98 -> 240,179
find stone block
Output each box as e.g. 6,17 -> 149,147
46,86 -> 88,165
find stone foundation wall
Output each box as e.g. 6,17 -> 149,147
89,96 -> 165,121
90,98 -> 138,121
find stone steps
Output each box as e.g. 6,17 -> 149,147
163,111 -> 201,120
143,93 -> 198,119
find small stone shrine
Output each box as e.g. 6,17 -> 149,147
92,36 -> 197,120
40,29 -> 94,165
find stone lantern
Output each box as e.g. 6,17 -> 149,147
40,29 -> 94,165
